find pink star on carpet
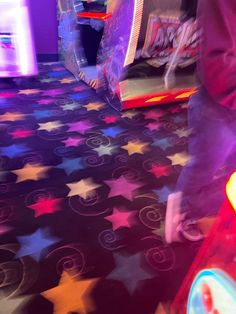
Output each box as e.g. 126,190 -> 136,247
144,110 -> 164,120
11,129 -> 35,139
68,120 -> 95,134
169,107 -> 182,113
104,175 -> 144,201
105,208 -> 136,230
62,137 -> 84,147
150,164 -> 172,178
53,67 -> 65,71
102,116 -> 120,124
146,122 -> 161,131
73,86 -> 88,92
28,198 -> 63,217
42,89 -> 64,97
37,99 -> 55,105
0,92 -> 16,98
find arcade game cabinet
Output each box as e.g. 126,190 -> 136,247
0,0 -> 38,78
171,172 -> 236,314
58,0 -> 199,110
58,0 -> 109,88
99,0 -> 199,110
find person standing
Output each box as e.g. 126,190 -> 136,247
165,0 -> 236,243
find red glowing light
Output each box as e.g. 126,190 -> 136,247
77,12 -> 112,20
201,283 -> 213,312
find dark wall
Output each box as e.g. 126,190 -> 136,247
29,0 -> 59,62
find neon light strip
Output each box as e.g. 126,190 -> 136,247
77,12 -> 112,20
124,0 -> 144,67
15,0 -> 37,75
226,172 -> 236,211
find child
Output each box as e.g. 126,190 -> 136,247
165,0 -> 236,243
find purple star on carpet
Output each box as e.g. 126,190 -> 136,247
146,122 -> 161,131
104,175 -> 144,201
144,110 -> 165,120
62,137 -> 84,147
42,89 -> 64,97
107,253 -> 153,294
68,120 -> 95,134
37,99 -> 55,105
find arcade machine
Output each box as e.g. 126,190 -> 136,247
98,0 -> 200,110
0,0 -> 38,78
171,172 -> 236,314
58,0 -> 199,110
58,0 -> 109,88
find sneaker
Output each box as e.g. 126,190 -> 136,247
177,219 -> 205,242
165,192 -> 185,243
165,192 -> 206,243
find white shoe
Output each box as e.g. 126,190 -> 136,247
165,192 -> 185,243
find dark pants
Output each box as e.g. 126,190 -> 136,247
176,87 -> 236,220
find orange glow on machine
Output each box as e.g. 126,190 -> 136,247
172,172 -> 236,314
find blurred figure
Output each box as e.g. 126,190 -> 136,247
165,0 -> 236,243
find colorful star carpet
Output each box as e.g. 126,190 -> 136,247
0,63 -> 200,314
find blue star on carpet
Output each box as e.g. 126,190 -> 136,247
16,228 -> 60,261
153,186 -> 172,203
1,144 -> 30,158
48,71 -> 69,77
33,109 -> 53,120
101,126 -> 125,138
56,157 -> 85,175
107,253 -> 153,294
172,115 -> 186,124
152,138 -> 172,150
69,92 -> 91,101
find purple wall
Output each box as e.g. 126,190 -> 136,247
29,0 -> 58,59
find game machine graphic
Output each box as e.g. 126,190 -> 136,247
0,0 -> 38,77
171,172 -> 236,314
57,0 -> 111,88
98,0 -> 200,110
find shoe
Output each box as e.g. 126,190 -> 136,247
165,192 -> 185,243
177,219 -> 205,242
165,192 -> 206,243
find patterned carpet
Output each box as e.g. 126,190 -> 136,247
0,63 -> 199,314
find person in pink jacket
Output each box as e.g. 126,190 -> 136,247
165,0 -> 236,243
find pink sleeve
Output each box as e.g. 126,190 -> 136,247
198,0 -> 236,109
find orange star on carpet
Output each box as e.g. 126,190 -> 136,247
41,272 -> 98,314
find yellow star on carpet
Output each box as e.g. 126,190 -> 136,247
0,112 -> 25,122
38,121 -> 63,132
174,128 -> 191,138
18,89 -> 41,95
12,163 -> 50,183
167,152 -> 191,166
59,77 -> 76,84
121,110 -> 139,119
67,178 -> 102,199
41,272 -> 98,314
122,140 -> 149,156
84,102 -> 105,111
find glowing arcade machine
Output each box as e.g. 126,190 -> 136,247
99,0 -> 199,110
58,0 -> 110,88
171,172 -> 236,314
58,0 -> 198,110
0,0 -> 38,78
